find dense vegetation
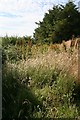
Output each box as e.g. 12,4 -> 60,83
34,1 -> 80,44
2,36 -> 80,119
1,1 -> 80,119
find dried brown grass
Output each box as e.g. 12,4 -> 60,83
8,45 -> 78,80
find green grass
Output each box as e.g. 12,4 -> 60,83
2,62 -> 80,119
2,38 -> 80,119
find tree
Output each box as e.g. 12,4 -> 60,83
34,1 -> 80,44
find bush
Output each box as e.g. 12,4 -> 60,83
2,66 -> 43,119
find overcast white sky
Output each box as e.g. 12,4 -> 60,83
0,0 -> 80,37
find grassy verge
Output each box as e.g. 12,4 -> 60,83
2,41 -> 80,119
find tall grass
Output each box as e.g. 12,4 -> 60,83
3,60 -> 80,119
2,38 -> 80,119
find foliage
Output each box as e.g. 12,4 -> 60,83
2,61 -> 80,119
2,36 -> 35,62
2,65 -> 43,119
2,37 -> 80,119
34,1 -> 80,43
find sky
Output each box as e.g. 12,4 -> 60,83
0,0 -> 80,37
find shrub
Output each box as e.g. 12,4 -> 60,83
2,65 -> 43,119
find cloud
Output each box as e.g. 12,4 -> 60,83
0,0 -> 79,37
0,12 -> 22,18
0,0 -> 47,36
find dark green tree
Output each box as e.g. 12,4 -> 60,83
34,1 -> 80,44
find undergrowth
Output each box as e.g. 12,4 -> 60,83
2,40 -> 80,119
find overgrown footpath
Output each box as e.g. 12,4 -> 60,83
2,38 -> 80,119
